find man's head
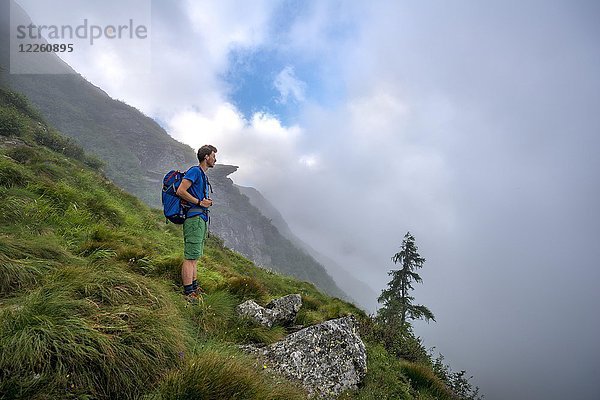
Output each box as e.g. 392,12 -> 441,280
197,144 -> 217,168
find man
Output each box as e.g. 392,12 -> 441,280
176,144 -> 217,301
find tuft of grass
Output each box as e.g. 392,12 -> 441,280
197,266 -> 227,292
240,323 -> 288,345
189,290 -> 238,335
0,254 -> 54,297
150,349 -> 307,400
0,234 -> 69,261
227,275 -> 268,302
0,264 -> 186,399
400,361 -> 457,400
0,156 -> 33,188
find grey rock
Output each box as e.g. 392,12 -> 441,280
236,294 -> 302,328
243,315 -> 367,398
236,300 -> 276,328
266,294 -> 302,326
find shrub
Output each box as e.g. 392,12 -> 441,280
0,89 -> 43,121
7,145 -> 39,164
33,127 -> 86,161
83,154 -> 105,171
431,353 -> 483,400
0,106 -> 27,137
372,321 -> 431,364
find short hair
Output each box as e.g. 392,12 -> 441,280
197,144 -> 217,163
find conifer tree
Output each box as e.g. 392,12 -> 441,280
378,232 -> 435,330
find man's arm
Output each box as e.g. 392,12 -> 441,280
176,179 -> 212,207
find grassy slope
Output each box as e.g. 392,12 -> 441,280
0,88 -> 458,400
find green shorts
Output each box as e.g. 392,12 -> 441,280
183,216 -> 207,260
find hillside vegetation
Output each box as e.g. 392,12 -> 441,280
0,87 -> 475,399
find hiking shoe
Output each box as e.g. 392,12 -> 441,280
184,292 -> 201,305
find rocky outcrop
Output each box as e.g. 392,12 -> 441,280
236,294 -> 302,328
243,315 -> 367,398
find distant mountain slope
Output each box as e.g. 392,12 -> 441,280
238,185 -> 378,311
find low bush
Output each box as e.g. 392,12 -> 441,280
7,145 -> 39,164
0,106 -> 27,137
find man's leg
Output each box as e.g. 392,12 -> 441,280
190,218 -> 207,294
181,259 -> 197,294
182,216 -> 202,296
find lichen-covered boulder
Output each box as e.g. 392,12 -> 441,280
236,294 -> 302,328
244,315 -> 367,398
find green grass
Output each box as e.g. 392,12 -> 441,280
399,361 -> 458,400
148,347 -> 306,400
0,86 -> 466,399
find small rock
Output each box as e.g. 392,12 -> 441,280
266,294 -> 302,326
236,300 -> 276,327
236,294 -> 302,328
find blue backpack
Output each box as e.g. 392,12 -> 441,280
161,170 -> 190,224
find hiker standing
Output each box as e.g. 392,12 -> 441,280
176,144 -> 217,301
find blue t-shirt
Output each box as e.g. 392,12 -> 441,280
183,166 -> 209,221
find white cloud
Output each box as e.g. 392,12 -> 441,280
274,65 -> 306,104
184,0 -> 272,66
299,154 -> 319,169
168,105 -> 301,187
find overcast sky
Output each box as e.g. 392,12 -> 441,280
14,1 -> 600,399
